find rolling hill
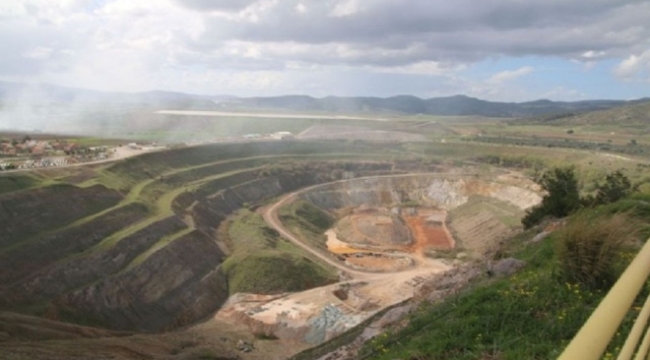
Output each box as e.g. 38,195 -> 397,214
1,80 -> 647,118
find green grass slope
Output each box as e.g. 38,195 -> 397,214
221,210 -> 337,295
361,199 -> 650,360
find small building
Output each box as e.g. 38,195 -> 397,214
31,144 -> 46,155
270,131 -> 294,140
0,143 -> 15,155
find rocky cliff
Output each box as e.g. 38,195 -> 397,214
301,175 -> 541,211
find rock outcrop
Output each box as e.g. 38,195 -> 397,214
301,175 -> 540,211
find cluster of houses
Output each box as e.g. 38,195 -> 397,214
0,137 -> 113,172
0,139 -> 85,156
242,131 -> 294,140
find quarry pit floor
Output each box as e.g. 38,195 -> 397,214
212,179 -> 454,345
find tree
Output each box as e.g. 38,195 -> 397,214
522,167 -> 581,228
594,171 -> 631,205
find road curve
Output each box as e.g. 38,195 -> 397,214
263,191 -> 376,278
261,172 -> 481,279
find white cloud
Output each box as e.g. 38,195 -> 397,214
582,50 -> 605,58
614,49 -> 650,81
0,0 -> 648,100
295,3 -> 307,14
330,0 -> 361,17
23,47 -> 53,59
486,66 -> 534,84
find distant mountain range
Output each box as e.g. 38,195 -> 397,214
1,80 -> 647,118
219,95 -> 650,118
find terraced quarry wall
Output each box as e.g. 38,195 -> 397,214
0,141 -> 406,333
0,184 -> 123,248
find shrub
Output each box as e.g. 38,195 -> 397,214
594,171 -> 631,205
555,212 -> 638,290
522,167 -> 581,228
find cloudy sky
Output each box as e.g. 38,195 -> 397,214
1,0 -> 649,101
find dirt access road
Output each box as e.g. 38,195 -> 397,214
261,173 -> 467,279
263,192 -> 376,279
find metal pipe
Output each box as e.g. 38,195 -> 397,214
559,239 -> 650,360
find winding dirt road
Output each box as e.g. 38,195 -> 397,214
262,191 -> 377,279
260,173 -> 471,279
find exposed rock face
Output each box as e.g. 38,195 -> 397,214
61,230 -> 227,332
301,175 -> 541,211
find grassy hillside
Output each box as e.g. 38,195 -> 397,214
0,174 -> 40,194
518,100 -> 650,126
361,197 -> 650,359
221,210 -> 337,295
278,200 -> 336,253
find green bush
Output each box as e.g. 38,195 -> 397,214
555,212 -> 638,290
594,170 -> 632,205
522,167 -> 581,228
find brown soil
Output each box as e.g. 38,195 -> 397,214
403,209 -> 454,251
345,254 -> 411,272
331,207 -> 455,257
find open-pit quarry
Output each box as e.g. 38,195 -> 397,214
0,141 -> 545,359
214,173 -> 542,346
